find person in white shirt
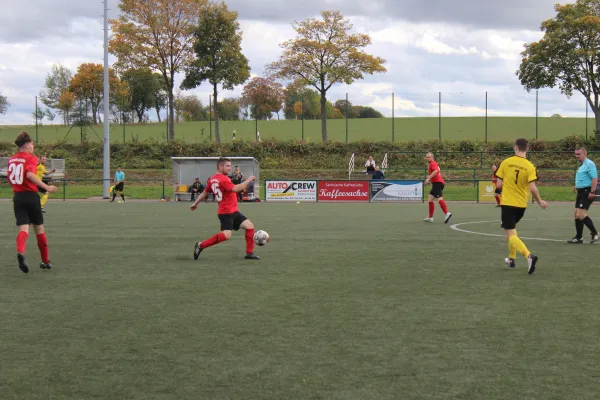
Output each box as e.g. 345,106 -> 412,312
365,156 -> 376,174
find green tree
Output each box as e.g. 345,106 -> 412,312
39,63 -> 72,124
217,97 -> 240,121
0,92 -> 8,115
283,85 -> 320,119
268,10 -> 386,141
174,93 -> 207,121
517,0 -> 600,136
121,68 -> 161,122
32,105 -> 44,124
109,0 -> 205,140
181,1 -> 250,143
152,72 -> 168,122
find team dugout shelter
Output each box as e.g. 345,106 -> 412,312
171,157 -> 260,201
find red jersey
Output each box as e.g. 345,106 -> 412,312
428,161 -> 445,184
492,173 -> 498,183
205,173 -> 238,214
8,152 -> 39,193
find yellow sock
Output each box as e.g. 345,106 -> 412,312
507,229 -> 518,259
41,193 -> 49,207
509,235 -> 531,259
508,242 -> 517,259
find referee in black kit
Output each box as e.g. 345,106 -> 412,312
568,147 -> 600,244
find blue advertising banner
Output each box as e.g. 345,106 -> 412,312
370,180 -> 423,201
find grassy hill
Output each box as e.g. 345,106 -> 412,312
0,116 -> 596,144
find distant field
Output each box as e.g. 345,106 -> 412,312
0,116 -> 595,143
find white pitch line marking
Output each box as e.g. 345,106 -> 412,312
449,218 -> 572,243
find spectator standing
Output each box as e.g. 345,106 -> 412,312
365,156 -> 376,174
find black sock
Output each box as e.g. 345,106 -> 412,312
576,219 -> 584,238
582,217 -> 598,235
121,194 -> 125,201
112,193 -> 116,201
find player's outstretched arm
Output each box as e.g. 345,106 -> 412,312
528,182 -> 547,209
232,176 -> 255,193
27,172 -> 57,193
190,191 -> 208,210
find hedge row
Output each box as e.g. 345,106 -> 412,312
0,136 -> 596,170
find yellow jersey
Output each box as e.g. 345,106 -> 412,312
36,163 -> 47,180
495,156 -> 538,208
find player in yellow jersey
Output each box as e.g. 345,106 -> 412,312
36,156 -> 56,213
495,138 -> 548,274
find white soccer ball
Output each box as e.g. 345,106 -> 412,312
254,230 -> 270,246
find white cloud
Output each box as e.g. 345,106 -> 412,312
0,0 -> 591,125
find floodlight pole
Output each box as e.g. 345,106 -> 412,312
102,0 -> 111,198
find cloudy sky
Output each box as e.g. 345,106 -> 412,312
0,0 -> 591,125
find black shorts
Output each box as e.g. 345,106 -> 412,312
429,182 -> 445,198
495,188 -> 502,195
13,191 -> 44,226
115,182 -> 125,192
218,212 -> 247,231
501,206 -> 526,230
576,187 -> 595,210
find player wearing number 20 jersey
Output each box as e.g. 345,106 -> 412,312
7,132 -> 57,273
189,157 -> 260,260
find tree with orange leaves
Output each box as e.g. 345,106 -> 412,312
69,63 -> 125,124
109,0 -> 205,140
57,90 -> 75,124
240,77 -> 285,120
268,11 -> 386,142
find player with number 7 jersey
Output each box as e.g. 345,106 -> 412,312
189,157 -> 260,260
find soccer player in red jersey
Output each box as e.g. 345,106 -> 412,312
492,163 -> 502,207
190,157 -> 260,260
423,152 -> 452,223
7,132 -> 58,273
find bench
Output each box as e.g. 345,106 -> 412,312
174,185 -> 192,201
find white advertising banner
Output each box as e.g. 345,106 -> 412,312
265,180 -> 317,202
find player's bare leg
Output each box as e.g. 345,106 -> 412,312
16,224 -> 30,273
423,194 -> 436,222
194,230 -> 231,260
438,196 -> 452,224
33,224 -> 52,270
240,219 -> 259,260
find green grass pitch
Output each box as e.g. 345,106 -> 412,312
1,201 -> 600,399
1,116 -> 596,143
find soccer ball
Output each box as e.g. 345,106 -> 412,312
254,230 -> 270,246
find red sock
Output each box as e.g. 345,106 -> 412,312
245,229 -> 255,254
439,200 -> 449,214
200,232 -> 227,249
428,202 -> 435,218
16,231 -> 28,254
36,233 -> 49,264
495,196 -> 501,206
